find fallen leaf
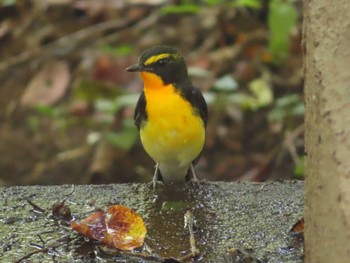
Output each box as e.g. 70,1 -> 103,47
71,205 -> 146,251
71,210 -> 107,240
21,60 -> 70,107
51,201 -> 72,220
290,217 -> 304,236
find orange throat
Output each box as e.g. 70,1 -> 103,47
140,72 -> 166,91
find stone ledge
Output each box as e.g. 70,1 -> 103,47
0,181 -> 304,262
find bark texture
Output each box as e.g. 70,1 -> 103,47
304,0 -> 350,262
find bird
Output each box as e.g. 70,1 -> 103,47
126,46 -> 207,187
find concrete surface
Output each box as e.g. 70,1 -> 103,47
0,181 -> 304,262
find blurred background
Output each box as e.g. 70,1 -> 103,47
0,0 -> 304,186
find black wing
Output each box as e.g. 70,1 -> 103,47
181,86 -> 208,127
134,91 -> 147,130
179,85 -> 208,167
193,87 -> 208,127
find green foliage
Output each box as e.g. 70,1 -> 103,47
268,0 -> 298,62
209,73 -> 274,111
26,116 -> 40,131
161,0 -> 297,63
247,77 -> 274,108
87,93 -> 139,150
30,104 -> 82,133
161,201 -> 188,211
29,88 -> 140,150
268,94 -> 304,122
95,94 -> 139,116
294,155 -> 304,178
1,0 -> 17,6
104,119 -> 138,151
203,0 -> 223,5
160,0 -> 261,13
28,93 -> 139,150
35,104 -> 65,118
236,0 -> 261,9
73,79 -> 120,103
161,4 -> 200,14
93,94 -> 140,150
229,75 -> 273,111
100,44 -> 133,57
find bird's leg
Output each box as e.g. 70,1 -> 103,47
190,164 -> 198,182
186,164 -> 199,185
152,163 -> 163,188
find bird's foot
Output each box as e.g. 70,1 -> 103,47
151,178 -> 164,189
151,163 -> 164,189
186,164 -> 201,187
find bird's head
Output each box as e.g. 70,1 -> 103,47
126,46 -> 189,85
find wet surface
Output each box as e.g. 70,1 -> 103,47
0,181 -> 303,262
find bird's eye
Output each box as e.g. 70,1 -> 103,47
157,59 -> 166,66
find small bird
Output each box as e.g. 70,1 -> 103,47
126,46 -> 207,186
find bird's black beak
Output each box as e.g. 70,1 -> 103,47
125,63 -> 144,72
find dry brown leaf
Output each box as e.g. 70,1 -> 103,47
290,217 -> 304,236
21,60 -> 70,107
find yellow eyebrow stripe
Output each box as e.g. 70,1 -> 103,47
144,53 -> 171,65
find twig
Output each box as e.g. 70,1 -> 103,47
240,124 -> 304,181
239,144 -> 281,182
26,199 -> 46,214
36,234 -> 46,246
120,251 -> 165,262
272,69 -> 303,89
14,247 -> 50,263
15,234 -> 72,263
98,243 -> 165,262
208,29 -> 269,74
181,210 -> 200,261
93,11 -> 159,47
64,185 -> 76,197
284,124 -> 304,166
185,210 -> 199,256
0,11 -> 155,72
24,145 -> 91,185
56,145 -> 91,162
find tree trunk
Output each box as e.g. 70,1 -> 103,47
304,0 -> 350,262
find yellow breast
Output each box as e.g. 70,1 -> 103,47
139,72 -> 205,169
